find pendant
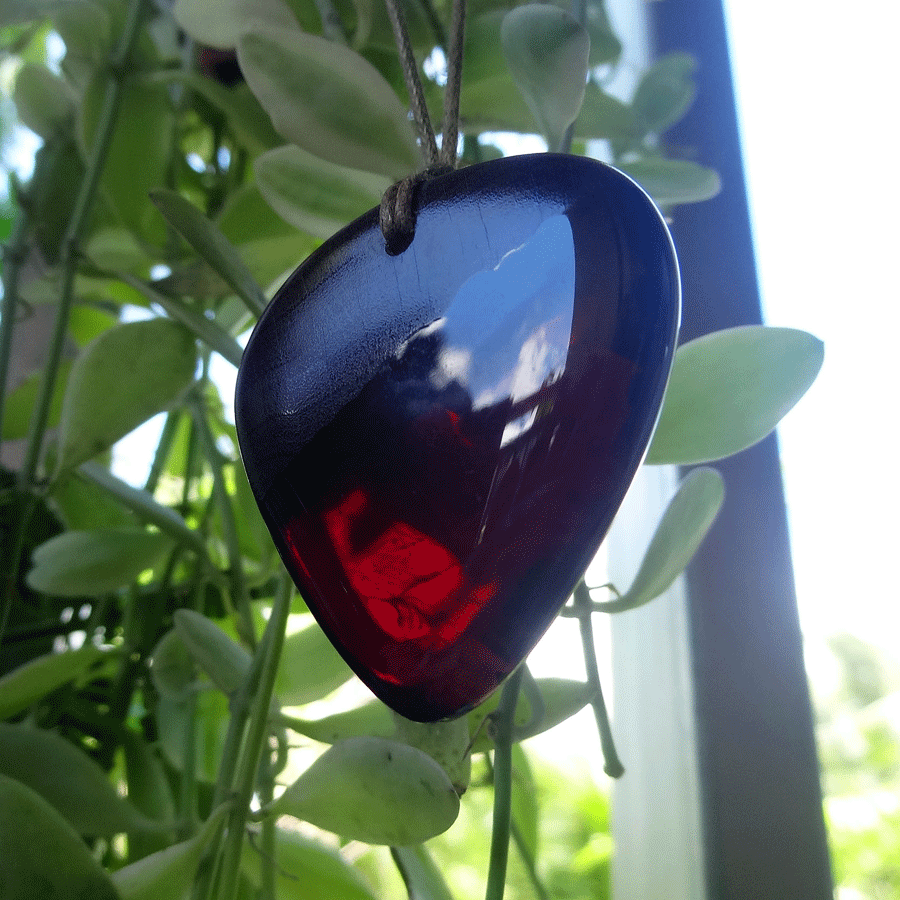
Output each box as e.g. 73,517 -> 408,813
236,153 -> 680,721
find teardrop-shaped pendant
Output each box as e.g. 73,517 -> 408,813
236,153 -> 680,721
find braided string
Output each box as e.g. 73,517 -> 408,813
380,0 -> 467,254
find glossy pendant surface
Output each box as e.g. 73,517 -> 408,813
236,153 -> 680,721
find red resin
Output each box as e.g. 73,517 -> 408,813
236,154 -> 680,721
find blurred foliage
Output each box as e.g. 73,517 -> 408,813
814,634 -> 900,898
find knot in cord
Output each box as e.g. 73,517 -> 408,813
380,0 -> 466,255
380,164 -> 452,256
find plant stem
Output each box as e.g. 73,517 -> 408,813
0,204 -> 29,445
1,0 -> 150,645
510,818 -> 550,900
78,461 -> 212,562
190,394 -> 255,648
258,750 -> 277,900
513,664 -> 545,738
556,0 -> 589,154
1,135 -> 69,450
213,572 -> 293,900
117,271 -> 244,367
573,580 -> 624,778
179,686 -> 200,838
20,0 -> 149,489
484,752 -> 550,900
1,162 -> 54,641
144,410 -> 181,494
485,665 -> 524,900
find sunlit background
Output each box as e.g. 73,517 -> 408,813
725,0 -> 900,658
724,2 -> 900,890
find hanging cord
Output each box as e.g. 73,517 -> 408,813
381,0 -> 466,254
441,0 -> 467,168
384,0 -> 440,166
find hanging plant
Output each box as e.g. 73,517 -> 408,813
0,0 -> 822,898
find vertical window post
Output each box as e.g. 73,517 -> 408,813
637,0 -> 834,896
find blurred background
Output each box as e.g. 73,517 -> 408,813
725,2 -> 900,893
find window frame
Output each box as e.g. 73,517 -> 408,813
615,0 -> 837,895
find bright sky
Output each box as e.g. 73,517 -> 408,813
723,0 -> 900,672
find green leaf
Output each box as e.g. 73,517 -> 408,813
122,732 -> 177,860
51,471 -> 137,530
238,234 -> 321,294
112,805 -> 227,900
393,715 -> 471,795
599,468 -> 724,612
80,73 -> 172,243
576,83 -> 636,141
461,65 -> 632,140
280,699 -> 395,744
77,462 -> 208,557
147,70 -> 283,154
237,22 -> 419,179
149,629 -> 197,701
458,12 -> 535,136
218,182 -> 300,246
27,136 -> 84,264
149,189 -> 267,316
0,774 -> 120,900
633,51 -> 697,136
462,11 -> 617,140
26,528 -> 173,597
617,158 -> 721,206
459,72 -> 540,135
646,326 -> 824,465
0,645 -> 107,721
83,228 -> 148,273
340,0 -> 434,54
241,826 -> 379,900
156,689 -> 230,782
20,268 -> 147,308
69,305 -> 120,348
467,677 -> 594,753
270,736 -> 460,844
51,1 -> 113,75
230,461 -> 277,572
582,0 -> 622,66
501,4 -> 591,146
13,62 -> 75,139
390,845 -> 455,900
115,274 -> 244,368
122,733 -> 176,825
255,145 -> 390,240
55,319 -> 197,473
174,609 -> 252,696
0,723 -> 167,835
1,361 -> 71,441
173,0 -> 298,48
276,615 -> 355,706
0,1 -> 70,26
219,80 -> 287,151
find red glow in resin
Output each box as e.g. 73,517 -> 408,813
236,154 -> 680,721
